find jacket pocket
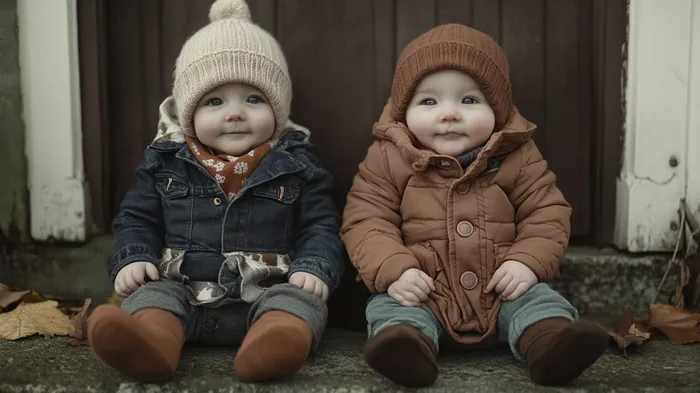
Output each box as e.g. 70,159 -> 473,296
155,172 -> 189,199
252,183 -> 300,204
155,172 -> 193,248
246,181 -> 301,251
407,242 -> 443,279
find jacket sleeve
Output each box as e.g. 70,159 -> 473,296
341,142 -> 419,293
108,148 -> 164,285
288,145 -> 346,292
504,140 -> 572,281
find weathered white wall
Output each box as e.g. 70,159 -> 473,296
18,0 -> 86,241
616,0 -> 700,252
687,1 -> 700,241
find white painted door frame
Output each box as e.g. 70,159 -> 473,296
17,0 -> 87,242
615,0 -> 700,252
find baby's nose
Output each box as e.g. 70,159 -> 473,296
225,111 -> 244,121
440,110 -> 460,122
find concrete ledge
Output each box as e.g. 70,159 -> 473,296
0,236 -> 114,304
552,246 -> 676,316
0,237 -> 676,320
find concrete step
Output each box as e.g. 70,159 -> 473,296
0,240 -> 692,393
0,236 -> 678,321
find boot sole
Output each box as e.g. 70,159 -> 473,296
365,332 -> 438,388
234,328 -> 309,382
90,316 -> 175,383
530,320 -> 609,386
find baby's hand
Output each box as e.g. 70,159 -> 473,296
484,260 -> 537,301
289,272 -> 329,302
388,268 -> 435,307
115,261 -> 160,297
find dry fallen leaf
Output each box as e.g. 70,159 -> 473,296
625,317 -> 652,340
648,303 -> 700,344
20,291 -> 52,304
608,332 -> 644,354
608,312 -> 652,354
0,300 -> 74,340
0,284 -> 30,311
18,291 -> 81,315
68,298 -> 92,347
59,305 -> 85,315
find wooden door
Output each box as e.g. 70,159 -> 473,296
78,0 -> 627,330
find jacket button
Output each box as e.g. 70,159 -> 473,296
460,271 -> 479,290
213,197 -> 222,206
457,221 -> 474,237
456,183 -> 470,194
438,159 -> 453,169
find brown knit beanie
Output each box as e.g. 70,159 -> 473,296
391,24 -> 512,129
173,0 -> 291,139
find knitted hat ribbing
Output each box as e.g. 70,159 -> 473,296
391,24 -> 512,129
173,0 -> 291,139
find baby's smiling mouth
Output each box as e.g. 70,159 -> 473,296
223,129 -> 250,135
437,131 -> 466,137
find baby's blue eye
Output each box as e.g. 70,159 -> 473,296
247,95 -> 265,104
420,98 -> 437,106
205,98 -> 223,106
462,97 -> 478,104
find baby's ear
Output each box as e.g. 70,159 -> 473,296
378,97 -> 394,123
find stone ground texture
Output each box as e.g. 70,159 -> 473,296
1,323 -> 699,393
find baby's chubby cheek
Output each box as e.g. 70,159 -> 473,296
406,118 -> 435,140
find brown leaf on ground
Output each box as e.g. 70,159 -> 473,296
20,291 -> 52,304
18,291 -> 80,315
0,300 -> 74,340
648,303 -> 700,344
608,312 -> 652,355
0,284 -> 30,311
106,292 -> 123,307
59,305 -> 85,315
68,298 -> 92,347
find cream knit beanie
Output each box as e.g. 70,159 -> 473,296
173,0 -> 291,139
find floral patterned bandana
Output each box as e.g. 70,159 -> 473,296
186,135 -> 271,200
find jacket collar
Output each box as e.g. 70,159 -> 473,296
149,131 -> 308,188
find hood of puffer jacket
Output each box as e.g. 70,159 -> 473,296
371,97 -> 536,174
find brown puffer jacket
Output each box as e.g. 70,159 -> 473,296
341,101 -> 572,344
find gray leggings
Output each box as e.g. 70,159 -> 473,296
366,283 -> 578,361
121,279 -> 327,350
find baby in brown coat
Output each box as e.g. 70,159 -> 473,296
341,23 -> 609,387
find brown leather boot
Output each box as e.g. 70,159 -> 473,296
518,317 -> 608,386
87,305 -> 185,383
364,324 -> 438,387
233,311 -> 313,382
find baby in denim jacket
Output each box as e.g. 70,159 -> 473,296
87,0 -> 344,383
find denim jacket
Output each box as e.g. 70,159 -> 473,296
108,127 -> 345,298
